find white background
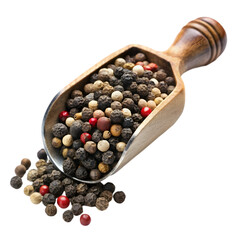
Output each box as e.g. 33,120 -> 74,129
0,0 -> 239,239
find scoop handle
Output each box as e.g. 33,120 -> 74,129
164,17 -> 227,74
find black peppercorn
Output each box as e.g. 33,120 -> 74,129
158,81 -> 168,93
102,151 -> 115,165
114,85 -> 124,92
98,95 -> 112,111
143,70 -> 153,79
71,194 -> 85,205
49,180 -> 64,197
113,191 -> 126,203
62,177 -> 73,186
121,128 -> 133,141
32,178 -> 44,191
136,77 -> 149,85
81,107 -> 93,121
85,193 -> 97,207
72,139 -> 83,150
50,170 -> 64,181
122,117 -> 134,128
89,73 -> 98,83
109,76 -> 119,86
94,150 -> 102,161
132,122 -> 140,132
80,156 -> 97,170
75,147 -> 87,161
85,93 -> 95,105
69,108 -> 79,117
52,123 -> 68,138
100,190 -> 113,202
76,183 -> 88,195
114,67 -> 124,78
46,163 -> 56,174
103,182 -> 115,193
132,113 -> 143,122
75,166 -> 88,180
41,174 -> 52,185
110,109 -> 124,124
66,98 -> 74,109
10,176 -> 22,189
81,122 -> 92,132
37,149 -> 47,160
42,193 -> 56,206
63,158 -> 76,176
155,69 -> 167,81
96,197 -> 109,211
72,96 -> 85,109
92,129 -> 103,143
65,184 -> 77,198
120,73 -> 136,86
128,82 -> 138,93
63,210 -> 74,222
45,204 -> 57,216
165,76 -> 175,86
98,71 -> 110,81
89,169 -> 101,180
111,101 -> 122,110
132,94 -> 140,104
122,99 -> 134,113
94,90 -> 103,100
69,120 -> 83,139
67,148 -> 76,159
108,137 -> 119,151
87,183 -> 103,196
122,90 -> 133,99
72,203 -> 83,216
137,84 -> 148,98
134,53 -> 146,62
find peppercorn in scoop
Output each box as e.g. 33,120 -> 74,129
51,52 -> 176,181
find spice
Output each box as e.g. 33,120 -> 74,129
111,91 -> 123,102
115,58 -> 126,67
15,165 -> 26,178
89,169 -> 101,181
81,107 -> 93,121
57,195 -> 70,208
141,106 -> 152,117
102,151 -> 115,165
113,191 -> 126,203
100,190 -> 113,202
10,176 -> 22,189
71,89 -> 83,98
76,183 -> 88,195
103,182 -> 115,193
32,178 -> 44,191
111,101 -> 122,110
71,195 -> 85,205
92,129 -> 103,143
132,65 -> 144,76
71,203 -> 83,216
45,204 -> 57,216
27,169 -> 39,182
97,117 -> 111,132
93,109 -> 105,119
121,128 -> 133,141
110,109 -> 124,124
81,122 -> 92,132
65,117 -> 75,127
103,130 -> 111,139
105,107 -> 113,117
96,197 -> 109,211
80,214 -> 91,226
80,132 -> 92,144
85,193 -> 97,207
89,117 -> 98,127
98,162 -> 109,173
122,117 -> 134,128
24,185 -> 34,196
84,141 -> 97,154
59,111 -> 70,122
134,53 -> 146,62
116,142 -> 126,152
98,95 -> 112,110
52,123 -> 68,138
69,120 -> 83,139
63,158 -> 76,176
147,100 -> 156,110
52,137 -> 62,148
42,193 -> 56,206
75,166 -> 88,180
97,140 -> 110,152
122,98 -> 135,111
63,210 -> 74,222
49,180 -> 64,197
21,158 -> 31,170
30,192 -> 43,204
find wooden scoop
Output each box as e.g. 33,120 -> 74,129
42,17 -> 227,183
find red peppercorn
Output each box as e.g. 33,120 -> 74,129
80,214 -> 91,226
39,185 -> 49,196
80,133 -> 92,144
57,195 -> 70,209
143,65 -> 152,71
135,61 -> 144,67
147,63 -> 158,72
89,118 -> 98,127
59,111 -> 69,122
141,107 -> 152,118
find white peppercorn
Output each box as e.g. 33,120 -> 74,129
97,140 -> 110,152
115,58 -> 126,67
111,91 -> 123,102
116,142 -> 126,152
138,99 -> 147,108
65,117 -> 75,127
88,100 -> 98,111
154,97 -> 163,105
122,108 -> 131,118
132,65 -> 144,76
147,100 -> 156,110
62,134 -> 73,147
30,192 -> 43,204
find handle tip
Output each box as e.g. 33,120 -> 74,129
186,17 -> 227,64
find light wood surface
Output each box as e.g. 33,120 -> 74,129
42,17 -> 227,183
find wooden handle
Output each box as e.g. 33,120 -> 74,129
165,17 -> 227,74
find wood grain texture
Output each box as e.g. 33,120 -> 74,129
42,17 -> 227,183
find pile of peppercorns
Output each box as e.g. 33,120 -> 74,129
51,52 -> 176,181
10,149 -> 126,225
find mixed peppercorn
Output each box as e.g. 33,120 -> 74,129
51,52 -> 175,181
10,148 -> 126,225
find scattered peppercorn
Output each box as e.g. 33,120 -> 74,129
72,203 -> 83,216
30,192 -> 43,204
63,210 -> 74,222
113,191 -> 126,203
10,176 -> 22,189
21,158 -> 31,170
96,197 -> 109,211
45,204 -> 57,216
15,165 -> 26,178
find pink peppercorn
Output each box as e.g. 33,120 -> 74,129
80,133 -> 92,144
59,111 -> 69,122
141,107 -> 152,118
89,118 -> 98,127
